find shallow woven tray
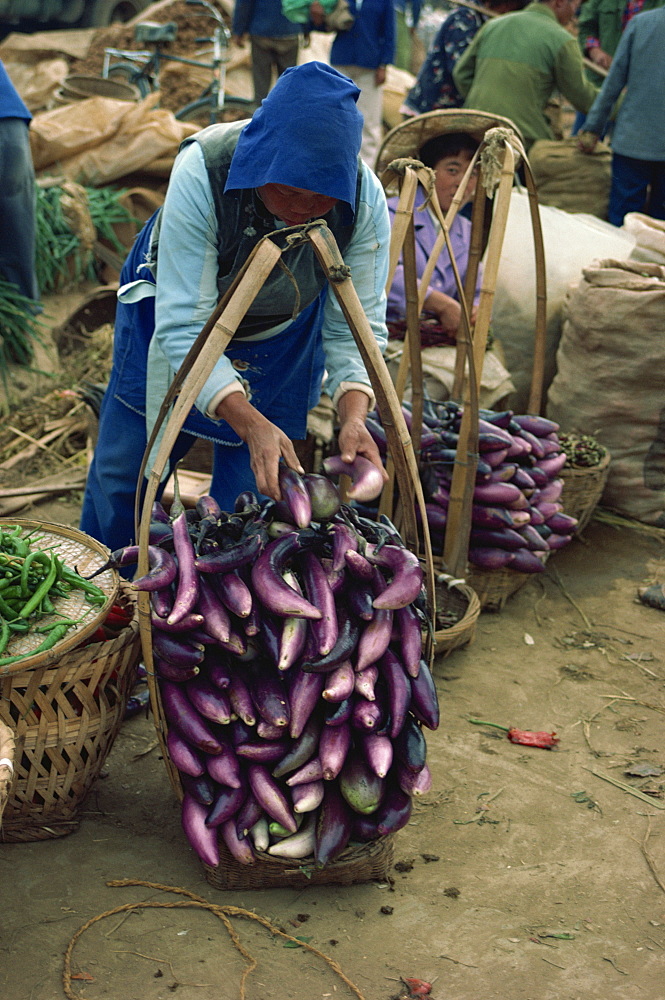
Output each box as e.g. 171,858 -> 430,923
204,832 -> 395,891
0,519 -> 118,674
432,579 -> 480,658
560,450 -> 611,533
0,583 -> 141,841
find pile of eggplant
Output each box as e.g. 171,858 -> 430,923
114,467 -> 437,871
365,401 -> 579,573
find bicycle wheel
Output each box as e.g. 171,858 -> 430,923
107,62 -> 152,99
175,95 -> 256,128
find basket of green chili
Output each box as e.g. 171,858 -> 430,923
0,520 -> 141,840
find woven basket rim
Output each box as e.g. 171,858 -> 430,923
561,449 -> 611,477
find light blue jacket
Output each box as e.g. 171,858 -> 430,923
584,7 -> 665,160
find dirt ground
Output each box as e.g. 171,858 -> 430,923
2,443 -> 665,1000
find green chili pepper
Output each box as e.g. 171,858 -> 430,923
19,549 -> 51,598
57,565 -> 107,606
0,593 -> 18,620
0,623 -> 70,669
19,555 -> 58,619
0,617 -> 10,655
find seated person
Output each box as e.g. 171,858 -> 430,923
378,111 -> 515,407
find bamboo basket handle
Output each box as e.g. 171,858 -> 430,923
451,175 -> 488,402
521,155 -> 548,415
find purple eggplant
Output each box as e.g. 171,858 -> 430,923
162,681 -> 223,754
256,720 -> 285,740
367,544 -> 424,611
196,575 -> 231,644
471,505 -> 516,530
206,653 -> 232,690
380,648 -> 412,739
303,473 -> 341,521
331,522 -> 359,573
287,666 -> 325,739
151,610 -> 204,633
397,761 -> 432,797
511,467 -> 536,492
537,478 -> 564,504
517,523 -> 549,552
186,678 -> 232,725
154,657 -> 200,683
394,715 -> 427,773
536,501 -> 563,520
314,783 -> 354,867
166,729 -> 205,778
322,660 -> 355,702
535,452 -> 567,478
322,454 -> 384,503
324,697 -> 353,727
473,481 -> 524,506
213,570 -> 252,618
277,582 -> 309,671
344,548 -> 374,582
319,720 -> 351,780
236,740 -> 290,763
346,581 -> 375,621
181,772 -> 216,807
483,447 -> 510,468
351,697 -> 383,732
300,550 -> 338,656
220,817 -> 256,865
235,792 -> 263,840
245,660 -> 290,729
468,548 -> 515,570
182,792 -> 220,867
132,547 -> 178,592
303,604 -> 360,673
247,763 -> 297,833
206,743 -> 243,788
469,528 -> 527,551
395,603 -> 423,678
150,586 -> 173,619
278,464 -> 312,528
194,531 -> 263,575
251,533 -> 322,620
273,713 -> 322,778
546,532 -> 573,550
166,509 -> 199,624
374,780 -> 413,836
227,672 -> 257,726
152,631 -> 205,667
291,779 -> 325,814
512,414 -> 560,437
509,548 -> 546,573
285,756 -> 324,786
354,663 -> 379,702
360,731 -> 393,778
409,659 -> 440,730
546,511 -> 578,535
205,782 -> 248,828
339,750 -> 385,815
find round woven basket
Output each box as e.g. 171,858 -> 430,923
0,582 -> 141,842
432,579 -> 480,658
0,722 -> 15,825
560,450 -> 611,533
0,518 -> 119,673
204,832 -> 395,891
466,551 -> 550,613
61,74 -> 141,101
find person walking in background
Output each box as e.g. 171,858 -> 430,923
578,6 -> 665,226
311,0 -> 396,169
402,0 -> 527,117
393,0 -> 421,73
232,0 -> 302,104
572,0 -> 665,133
0,59 -> 39,308
453,0 -> 598,151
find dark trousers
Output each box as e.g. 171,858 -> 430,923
0,117 -> 39,302
250,35 -> 300,104
609,151 -> 665,228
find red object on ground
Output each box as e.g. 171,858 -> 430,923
402,978 -> 432,997
507,728 -> 559,749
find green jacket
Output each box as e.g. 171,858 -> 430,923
453,2 -> 598,148
577,0 -> 665,84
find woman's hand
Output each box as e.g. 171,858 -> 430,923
337,390 -> 389,485
215,392 -> 303,500
422,289 -> 462,335
588,45 -> 612,70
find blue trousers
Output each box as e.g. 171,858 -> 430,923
609,152 -> 665,228
0,117 -> 39,302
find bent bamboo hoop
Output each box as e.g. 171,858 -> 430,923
136,222 -> 437,799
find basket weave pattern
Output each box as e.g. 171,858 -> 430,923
560,451 -> 611,533
0,583 -> 141,842
204,832 -> 395,891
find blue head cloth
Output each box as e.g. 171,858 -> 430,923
225,62 -> 363,222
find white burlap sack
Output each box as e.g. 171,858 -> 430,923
547,258 -> 665,526
492,190 -> 636,413
624,213 -> 665,266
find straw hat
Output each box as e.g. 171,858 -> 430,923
375,108 -> 524,176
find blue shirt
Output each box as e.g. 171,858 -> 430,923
404,8 -> 486,114
0,60 -> 31,121
330,0 -> 396,69
232,0 -> 301,38
584,7 -> 665,159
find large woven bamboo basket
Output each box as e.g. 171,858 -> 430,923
0,722 -> 15,825
432,578 -> 481,656
0,581 -> 141,841
137,223 -> 435,889
205,834 -> 395,891
560,450 -> 611,533
466,557 -> 548,613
